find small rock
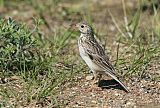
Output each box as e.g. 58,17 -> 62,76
86,75 -> 94,80
125,101 -> 136,107
114,93 -> 119,96
91,93 -> 96,97
91,100 -> 97,104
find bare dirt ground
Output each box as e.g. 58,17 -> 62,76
57,75 -> 160,108
56,1 -> 160,108
0,0 -> 160,107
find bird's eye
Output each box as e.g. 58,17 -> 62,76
81,25 -> 84,28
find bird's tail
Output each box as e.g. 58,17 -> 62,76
105,70 -> 129,92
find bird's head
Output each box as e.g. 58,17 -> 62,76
75,22 -> 93,34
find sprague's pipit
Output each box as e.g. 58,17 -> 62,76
74,22 -> 129,92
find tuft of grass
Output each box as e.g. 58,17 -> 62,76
0,17 -> 38,74
112,1 -> 160,79
0,17 -> 81,107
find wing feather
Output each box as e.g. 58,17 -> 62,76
80,37 -> 129,92
81,38 -> 116,74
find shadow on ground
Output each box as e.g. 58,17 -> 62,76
98,79 -> 128,92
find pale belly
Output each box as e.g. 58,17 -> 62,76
78,44 -> 101,72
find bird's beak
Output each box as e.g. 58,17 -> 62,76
70,23 -> 75,28
70,23 -> 79,30
75,23 -> 81,28
75,23 -> 79,28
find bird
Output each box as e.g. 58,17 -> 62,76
75,21 -> 129,92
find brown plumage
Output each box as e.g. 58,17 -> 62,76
76,22 -> 129,92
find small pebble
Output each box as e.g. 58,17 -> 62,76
86,75 -> 94,80
114,93 -> 119,96
91,100 -> 97,104
125,101 -> 136,107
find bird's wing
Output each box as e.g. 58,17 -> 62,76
81,38 -> 116,74
81,38 -> 129,92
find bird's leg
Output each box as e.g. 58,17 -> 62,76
98,73 -> 102,83
91,71 -> 99,85
93,72 -> 102,84
89,72 -> 103,91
